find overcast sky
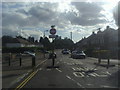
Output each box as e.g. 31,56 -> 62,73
2,0 -> 119,42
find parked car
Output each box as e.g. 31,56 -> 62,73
48,52 -> 57,59
61,49 -> 70,54
71,51 -> 86,59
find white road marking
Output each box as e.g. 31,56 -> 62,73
101,85 -> 111,88
72,68 -> 76,71
72,67 -> 84,71
106,71 -> 111,75
73,72 -> 85,77
92,73 -> 100,77
66,75 -> 84,88
66,75 -> 72,80
76,82 -> 82,87
99,75 -> 108,77
56,68 -> 62,72
39,68 -> 42,71
89,73 -> 96,77
87,84 -> 93,86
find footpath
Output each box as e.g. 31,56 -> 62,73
2,52 -> 48,88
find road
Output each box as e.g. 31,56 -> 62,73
13,50 -> 119,88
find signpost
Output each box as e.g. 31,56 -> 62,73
47,25 -> 59,68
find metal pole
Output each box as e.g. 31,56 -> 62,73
52,38 -> 55,67
44,31 -> 45,38
8,53 -> 11,66
70,32 -> 72,40
32,56 -> 36,67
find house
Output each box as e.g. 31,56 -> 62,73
4,37 -> 43,48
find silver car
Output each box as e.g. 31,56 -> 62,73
71,51 -> 86,59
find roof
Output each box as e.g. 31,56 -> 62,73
16,38 -> 31,44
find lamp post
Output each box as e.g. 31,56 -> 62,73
43,30 -> 48,38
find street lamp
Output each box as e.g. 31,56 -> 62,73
43,30 -> 48,38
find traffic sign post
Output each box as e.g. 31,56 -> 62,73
47,25 -> 59,68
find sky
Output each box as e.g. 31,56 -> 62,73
1,0 -> 119,43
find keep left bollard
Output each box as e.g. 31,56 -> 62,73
19,53 -> 22,66
32,55 -> 36,67
8,53 -> 11,66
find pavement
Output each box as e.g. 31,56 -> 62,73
2,52 -> 49,88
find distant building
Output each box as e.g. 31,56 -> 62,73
4,37 -> 43,48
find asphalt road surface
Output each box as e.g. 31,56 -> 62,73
14,50 -> 119,88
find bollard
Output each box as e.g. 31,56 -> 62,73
8,53 -> 11,66
32,56 -> 36,67
8,56 -> 11,66
20,57 -> 22,66
52,53 -> 56,67
107,58 -> 110,69
19,53 -> 22,66
98,58 -> 101,64
52,57 -> 55,67
98,52 -> 101,64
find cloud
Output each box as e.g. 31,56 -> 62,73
113,2 -> 119,27
2,2 -> 117,42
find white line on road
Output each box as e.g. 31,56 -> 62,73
39,68 -> 42,71
56,68 -> 62,72
66,75 -> 84,88
66,75 -> 72,80
92,73 -> 100,77
76,82 -> 82,87
73,72 -> 85,77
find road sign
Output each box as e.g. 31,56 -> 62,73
49,35 -> 57,38
50,29 -> 56,35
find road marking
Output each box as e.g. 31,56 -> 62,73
56,68 -> 62,72
101,85 -> 111,88
106,71 -> 111,75
76,82 -> 82,87
99,75 -> 108,77
92,73 -> 99,77
66,75 -> 72,80
87,84 -> 93,86
72,67 -> 84,71
39,68 -> 42,71
36,59 -> 47,68
15,60 -> 47,90
89,73 -> 96,77
15,70 -> 38,90
73,72 -> 85,77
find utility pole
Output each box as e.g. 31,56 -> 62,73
43,30 -> 48,38
70,32 -> 72,40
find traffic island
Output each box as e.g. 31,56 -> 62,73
94,63 -> 115,68
46,66 -> 59,69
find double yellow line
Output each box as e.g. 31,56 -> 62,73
15,70 -> 38,90
15,60 -> 47,90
